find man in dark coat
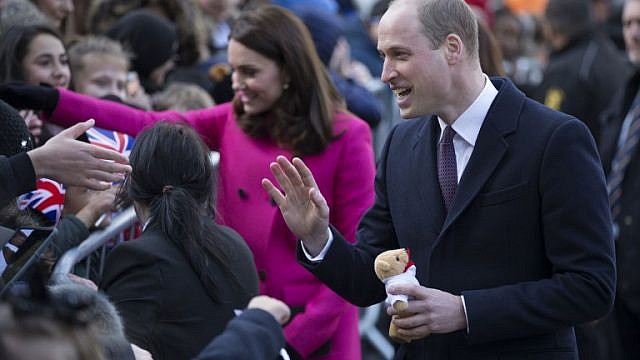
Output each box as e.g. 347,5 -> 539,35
535,0 -> 631,145
599,0 -> 640,358
264,0 -> 616,359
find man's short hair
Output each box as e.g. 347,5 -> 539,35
399,0 -> 479,59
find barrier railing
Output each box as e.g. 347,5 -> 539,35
50,207 -> 137,285
359,303 -> 395,359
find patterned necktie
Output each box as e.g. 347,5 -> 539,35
438,126 -> 458,212
607,105 -> 640,223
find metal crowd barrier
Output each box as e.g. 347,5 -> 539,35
50,206 -> 137,285
359,303 -> 395,359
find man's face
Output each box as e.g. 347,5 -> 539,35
623,0 -> 640,65
377,1 -> 451,119
494,15 -> 522,61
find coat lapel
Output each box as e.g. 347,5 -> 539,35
439,78 -> 523,238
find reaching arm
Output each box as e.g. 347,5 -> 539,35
0,82 -> 229,149
28,119 -> 131,191
193,296 -> 289,360
0,153 -> 36,208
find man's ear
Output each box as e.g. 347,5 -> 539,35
443,33 -> 464,64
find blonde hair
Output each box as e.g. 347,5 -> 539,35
68,35 -> 130,75
152,82 -> 215,111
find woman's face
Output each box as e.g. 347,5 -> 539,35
35,0 -> 74,28
228,39 -> 287,116
22,33 -> 70,88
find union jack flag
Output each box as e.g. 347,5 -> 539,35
88,127 -> 137,242
86,127 -> 135,157
18,178 -> 66,225
16,128 -> 134,227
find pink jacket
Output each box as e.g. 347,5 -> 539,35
49,89 -> 376,359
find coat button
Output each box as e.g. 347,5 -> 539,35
238,188 -> 247,199
623,216 -> 632,226
270,198 -> 277,206
258,270 -> 266,281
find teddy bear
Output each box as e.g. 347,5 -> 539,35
374,248 -> 419,343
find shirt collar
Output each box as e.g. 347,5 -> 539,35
438,74 -> 498,146
142,217 -> 153,231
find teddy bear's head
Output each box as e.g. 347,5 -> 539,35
374,248 -> 411,281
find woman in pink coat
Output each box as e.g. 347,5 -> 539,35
3,4 -> 376,359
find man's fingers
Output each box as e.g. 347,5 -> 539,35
293,157 -> 319,189
388,283 -> 425,298
59,118 -> 95,139
395,324 -> 431,339
393,313 -> 424,329
269,161 -> 294,193
276,155 -> 304,187
261,178 -> 286,206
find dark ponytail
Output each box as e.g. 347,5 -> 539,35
120,122 -> 239,301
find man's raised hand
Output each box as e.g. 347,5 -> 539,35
262,156 -> 330,256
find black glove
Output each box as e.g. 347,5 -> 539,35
0,82 -> 59,113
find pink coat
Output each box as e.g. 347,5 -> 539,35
49,89 -> 376,359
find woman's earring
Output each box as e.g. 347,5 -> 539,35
283,83 -> 290,90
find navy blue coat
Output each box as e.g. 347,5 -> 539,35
300,77 -> 616,360
194,308 -> 285,360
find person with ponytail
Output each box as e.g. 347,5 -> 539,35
0,4 -> 375,358
99,122 -> 259,360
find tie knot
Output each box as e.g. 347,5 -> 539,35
441,126 -> 456,144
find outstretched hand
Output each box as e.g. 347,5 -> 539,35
261,156 -> 330,256
28,119 -> 131,191
0,81 -> 59,112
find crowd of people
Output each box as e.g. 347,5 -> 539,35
0,0 -> 638,359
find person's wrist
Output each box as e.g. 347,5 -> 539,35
27,147 -> 47,179
302,230 -> 329,257
75,207 -> 99,228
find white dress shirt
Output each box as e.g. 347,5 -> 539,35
438,75 -> 498,182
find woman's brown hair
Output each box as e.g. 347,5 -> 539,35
230,4 -> 344,156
